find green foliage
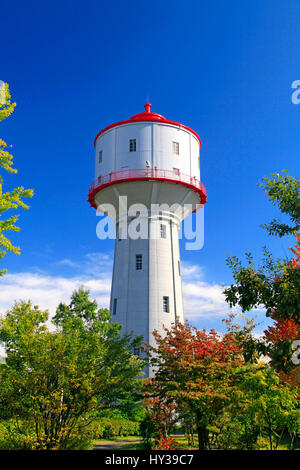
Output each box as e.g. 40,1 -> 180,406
231,364 -> 300,450
96,400 -> 147,424
224,171 -> 300,326
0,288 -> 144,449
223,313 -> 262,364
85,418 -> 140,440
0,419 -> 36,450
0,83 -> 33,276
258,170 -> 300,237
208,412 -> 260,450
140,414 -> 156,450
0,419 -> 91,450
224,245 -> 300,324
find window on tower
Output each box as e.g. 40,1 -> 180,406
163,296 -> 169,313
98,150 -> 103,163
118,226 -> 123,241
160,224 -> 167,239
129,139 -> 137,152
172,141 -> 179,155
136,254 -> 142,270
113,298 -> 117,315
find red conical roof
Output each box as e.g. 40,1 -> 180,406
94,102 -> 201,147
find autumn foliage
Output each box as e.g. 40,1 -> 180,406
155,435 -> 179,450
143,321 -> 244,450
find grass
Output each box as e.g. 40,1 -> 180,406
93,433 -> 300,451
257,434 -> 300,451
114,442 -> 145,450
93,435 -> 142,446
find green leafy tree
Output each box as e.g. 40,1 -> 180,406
0,289 -> 144,449
224,172 -> 300,326
0,82 -> 33,276
232,364 -> 300,450
224,240 -> 300,325
258,170 -> 300,237
223,313 -> 262,364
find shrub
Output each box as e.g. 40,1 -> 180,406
140,414 -> 156,450
86,418 -> 140,440
0,419 -> 93,450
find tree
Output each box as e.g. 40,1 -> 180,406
262,315 -> 300,448
224,171 -> 300,326
141,396 -> 176,443
143,322 -> 243,450
258,170 -> 300,238
263,317 -> 299,373
0,82 -> 33,276
0,289 -> 144,449
223,171 -> 300,426
232,364 -> 299,450
224,232 -> 300,327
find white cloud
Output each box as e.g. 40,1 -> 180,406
0,272 -> 111,315
180,260 -> 232,319
0,252 -> 113,317
181,262 -> 204,279
0,257 -> 266,330
55,259 -> 80,269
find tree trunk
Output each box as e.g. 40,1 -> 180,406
196,411 -> 208,450
289,431 -> 295,450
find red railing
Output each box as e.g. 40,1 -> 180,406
88,168 -> 207,207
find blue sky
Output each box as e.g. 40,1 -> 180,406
0,0 -> 299,335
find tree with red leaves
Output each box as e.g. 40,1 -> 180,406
264,318 -> 299,372
143,322 -> 243,450
259,234 -> 300,373
142,396 -> 176,441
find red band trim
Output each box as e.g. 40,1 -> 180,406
88,169 -> 207,211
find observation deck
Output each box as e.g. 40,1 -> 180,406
88,168 -> 207,210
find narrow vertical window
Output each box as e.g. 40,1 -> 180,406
136,254 -> 142,270
178,260 -> 181,276
98,150 -> 103,163
160,224 -> 167,239
113,298 -> 117,315
173,167 -> 180,176
172,141 -> 179,155
163,296 -> 169,313
129,139 -> 137,152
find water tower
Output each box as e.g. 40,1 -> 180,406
88,102 -> 207,374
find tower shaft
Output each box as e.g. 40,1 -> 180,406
110,214 -> 184,354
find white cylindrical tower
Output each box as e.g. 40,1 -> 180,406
88,102 -> 207,375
